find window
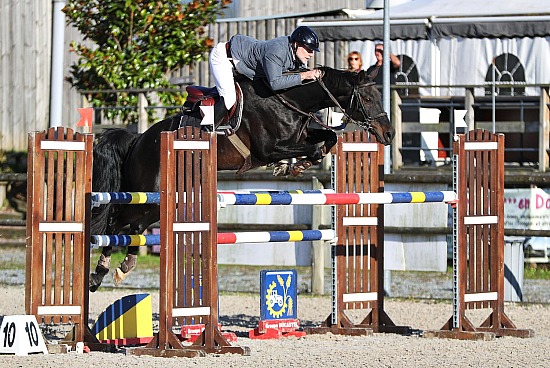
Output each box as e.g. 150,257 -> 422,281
485,53 -> 525,96
395,55 -> 419,96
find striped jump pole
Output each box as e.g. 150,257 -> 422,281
91,192 -> 161,207
91,234 -> 161,248
92,189 -> 333,207
218,191 -> 456,206
91,230 -> 335,248
219,229 -> 335,244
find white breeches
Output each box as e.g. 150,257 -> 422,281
209,42 -> 236,109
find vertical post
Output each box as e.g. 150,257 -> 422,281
138,93 -> 148,133
391,90 -> 402,171
133,127 -> 248,357
49,0 -> 66,127
464,88 -> 475,131
539,87 -> 549,172
157,130 -> 175,350
306,131 -> 410,336
311,176 -> 325,295
427,130 -> 533,339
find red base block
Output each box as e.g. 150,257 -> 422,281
180,324 -> 238,343
98,336 -> 154,346
249,319 -> 306,340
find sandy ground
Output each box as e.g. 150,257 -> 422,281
0,285 -> 548,367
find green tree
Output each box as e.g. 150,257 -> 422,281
63,0 -> 230,124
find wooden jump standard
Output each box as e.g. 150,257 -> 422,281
26,127 -> 531,356
26,127 -> 115,351
129,127 -> 249,356
425,129 -> 533,339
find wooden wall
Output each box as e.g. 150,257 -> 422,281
222,0 -> 366,18
1,1 -> 52,152
0,1 -> 352,152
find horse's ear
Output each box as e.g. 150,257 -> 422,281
358,70 -> 375,86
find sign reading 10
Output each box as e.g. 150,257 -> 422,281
2,321 -> 40,347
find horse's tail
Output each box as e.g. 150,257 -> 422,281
91,129 -> 138,235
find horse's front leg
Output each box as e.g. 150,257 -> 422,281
89,246 -> 112,292
268,141 -> 324,176
306,129 -> 337,162
271,130 -> 337,176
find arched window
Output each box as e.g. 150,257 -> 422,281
395,55 -> 419,96
485,53 -> 525,96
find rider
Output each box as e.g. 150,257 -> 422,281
209,25 -> 322,125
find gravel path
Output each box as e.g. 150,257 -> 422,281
0,245 -> 549,367
0,283 -> 549,367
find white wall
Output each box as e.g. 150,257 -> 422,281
351,36 -> 550,96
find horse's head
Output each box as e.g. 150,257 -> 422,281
319,68 -> 395,146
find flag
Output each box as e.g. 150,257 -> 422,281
77,108 -> 93,127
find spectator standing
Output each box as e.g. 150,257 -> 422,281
347,51 -> 363,72
366,42 -> 401,85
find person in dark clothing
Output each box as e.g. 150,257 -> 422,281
366,42 -> 401,85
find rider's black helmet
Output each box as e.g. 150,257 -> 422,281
290,26 -> 320,52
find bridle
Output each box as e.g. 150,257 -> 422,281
316,70 -> 387,130
273,70 -> 387,131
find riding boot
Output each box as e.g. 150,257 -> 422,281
89,254 -> 111,292
213,97 -> 229,127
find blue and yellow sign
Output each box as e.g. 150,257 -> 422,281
260,270 -> 298,321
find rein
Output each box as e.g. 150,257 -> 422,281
271,82 -> 332,129
272,70 -> 387,131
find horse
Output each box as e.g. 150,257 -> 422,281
89,66 -> 394,291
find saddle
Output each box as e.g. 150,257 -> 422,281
183,83 -> 244,135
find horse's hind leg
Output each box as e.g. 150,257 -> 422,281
89,246 -> 113,292
113,207 -> 159,286
113,249 -> 138,286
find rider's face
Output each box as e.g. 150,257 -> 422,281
295,44 -> 314,65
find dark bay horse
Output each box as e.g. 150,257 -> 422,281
89,66 -> 394,291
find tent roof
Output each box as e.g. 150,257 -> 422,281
300,0 -> 550,41
356,0 -> 550,19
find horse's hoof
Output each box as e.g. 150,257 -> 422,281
119,254 -> 137,273
113,254 -> 137,286
113,267 -> 129,286
89,272 -> 104,293
290,160 -> 313,176
89,264 -> 109,292
272,162 -> 290,176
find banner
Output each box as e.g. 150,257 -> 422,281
504,188 -> 550,230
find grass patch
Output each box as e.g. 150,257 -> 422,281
91,248 -> 160,269
524,264 -> 550,280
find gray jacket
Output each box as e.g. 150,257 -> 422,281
228,35 -> 303,91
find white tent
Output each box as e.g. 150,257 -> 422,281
301,0 -> 550,96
